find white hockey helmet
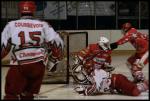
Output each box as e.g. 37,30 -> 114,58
98,37 -> 110,50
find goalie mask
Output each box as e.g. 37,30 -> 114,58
98,37 -> 110,50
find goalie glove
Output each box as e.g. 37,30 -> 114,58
110,42 -> 118,50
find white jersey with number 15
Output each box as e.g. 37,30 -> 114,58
1,18 -> 63,65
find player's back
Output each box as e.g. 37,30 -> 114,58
8,18 -> 45,48
5,18 -> 50,65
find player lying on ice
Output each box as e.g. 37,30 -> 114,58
72,37 -> 148,96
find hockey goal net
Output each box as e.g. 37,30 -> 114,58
42,31 -> 88,84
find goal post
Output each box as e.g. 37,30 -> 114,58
42,31 -> 88,84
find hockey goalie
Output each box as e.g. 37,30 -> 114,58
72,37 -> 148,96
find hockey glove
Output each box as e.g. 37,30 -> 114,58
110,42 -> 118,50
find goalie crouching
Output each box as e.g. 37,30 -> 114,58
72,37 -> 148,96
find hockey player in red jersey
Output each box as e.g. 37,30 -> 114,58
1,1 -> 63,100
73,37 -> 148,96
110,22 -> 149,83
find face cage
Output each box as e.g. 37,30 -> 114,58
100,42 -> 110,50
104,42 -> 110,49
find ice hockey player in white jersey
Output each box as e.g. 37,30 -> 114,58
1,1 -> 63,100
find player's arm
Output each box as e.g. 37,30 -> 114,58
116,32 -> 132,45
44,22 -> 64,61
1,23 -> 12,59
110,31 -> 132,50
47,35 -> 64,61
43,22 -> 64,71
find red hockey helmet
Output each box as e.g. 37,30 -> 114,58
122,22 -> 132,32
18,1 -> 36,14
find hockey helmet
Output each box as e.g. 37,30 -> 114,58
98,37 -> 110,50
19,1 -> 36,14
